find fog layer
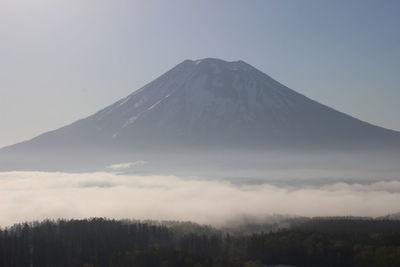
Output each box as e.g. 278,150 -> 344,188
1,171 -> 399,227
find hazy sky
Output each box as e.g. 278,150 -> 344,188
1,0 -> 399,148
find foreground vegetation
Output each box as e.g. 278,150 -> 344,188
0,217 -> 400,267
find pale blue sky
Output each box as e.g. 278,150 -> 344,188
1,0 -> 399,147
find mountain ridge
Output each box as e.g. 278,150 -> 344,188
1,58 -> 400,170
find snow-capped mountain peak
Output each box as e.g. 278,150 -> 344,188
3,58 -> 400,153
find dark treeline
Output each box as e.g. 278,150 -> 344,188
0,218 -> 400,267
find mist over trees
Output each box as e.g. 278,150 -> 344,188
1,217 -> 400,267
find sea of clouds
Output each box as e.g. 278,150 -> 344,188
1,170 -> 400,227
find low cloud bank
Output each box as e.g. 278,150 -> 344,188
0,171 -> 399,227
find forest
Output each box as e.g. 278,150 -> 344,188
0,217 -> 399,267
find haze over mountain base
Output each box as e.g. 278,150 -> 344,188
1,58 -> 399,228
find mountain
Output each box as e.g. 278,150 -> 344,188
1,58 -> 400,170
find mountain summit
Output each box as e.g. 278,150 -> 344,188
1,58 -> 400,170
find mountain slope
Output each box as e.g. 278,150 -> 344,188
1,58 -> 400,170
